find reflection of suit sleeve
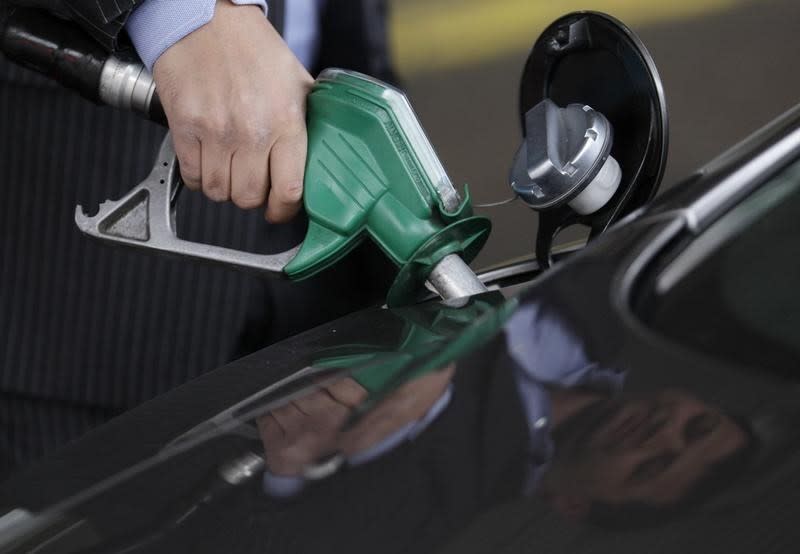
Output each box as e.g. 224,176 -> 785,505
503,299 -> 625,493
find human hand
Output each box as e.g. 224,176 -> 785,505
338,364 -> 455,456
152,0 -> 313,222
257,378 -> 368,476
257,366 -> 456,477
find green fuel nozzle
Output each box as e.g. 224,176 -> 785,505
74,68 -> 491,306
288,69 -> 491,305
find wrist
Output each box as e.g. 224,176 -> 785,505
126,0 -> 268,71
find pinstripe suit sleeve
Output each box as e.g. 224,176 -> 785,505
6,0 -> 144,50
61,0 -> 144,49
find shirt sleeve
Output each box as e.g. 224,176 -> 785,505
125,0 -> 268,71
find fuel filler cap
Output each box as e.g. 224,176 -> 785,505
510,99 -> 621,215
514,11 -> 668,267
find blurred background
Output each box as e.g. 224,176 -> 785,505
387,0 -> 800,268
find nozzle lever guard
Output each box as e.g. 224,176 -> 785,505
75,135 -> 300,276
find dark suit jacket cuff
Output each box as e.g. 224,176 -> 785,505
63,0 -> 140,50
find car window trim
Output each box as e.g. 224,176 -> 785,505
685,126 -> 800,233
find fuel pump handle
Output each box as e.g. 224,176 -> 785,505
2,9 -> 491,306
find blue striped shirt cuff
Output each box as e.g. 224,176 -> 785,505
126,0 -> 268,71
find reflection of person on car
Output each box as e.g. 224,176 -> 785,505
180,295 -> 758,554
536,388 -> 751,524
504,299 -> 755,525
254,295 -> 511,496
254,292 -> 754,523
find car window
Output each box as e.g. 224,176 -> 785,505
641,159 -> 800,377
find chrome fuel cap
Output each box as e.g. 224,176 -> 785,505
510,99 -> 621,215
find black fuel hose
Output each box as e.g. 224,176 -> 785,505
0,7 -> 166,125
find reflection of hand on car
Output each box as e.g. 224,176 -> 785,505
257,378 -> 367,476
257,364 -> 456,482
339,364 -> 455,457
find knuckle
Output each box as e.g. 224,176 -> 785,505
180,110 -> 230,143
182,178 -> 200,191
176,154 -> 199,176
205,189 -> 227,203
236,117 -> 271,146
173,105 -> 205,130
233,196 -> 261,210
174,150 -> 201,187
203,114 -> 234,145
179,168 -> 201,188
232,182 -> 266,209
276,180 -> 304,204
215,121 -> 237,147
203,175 -> 229,202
